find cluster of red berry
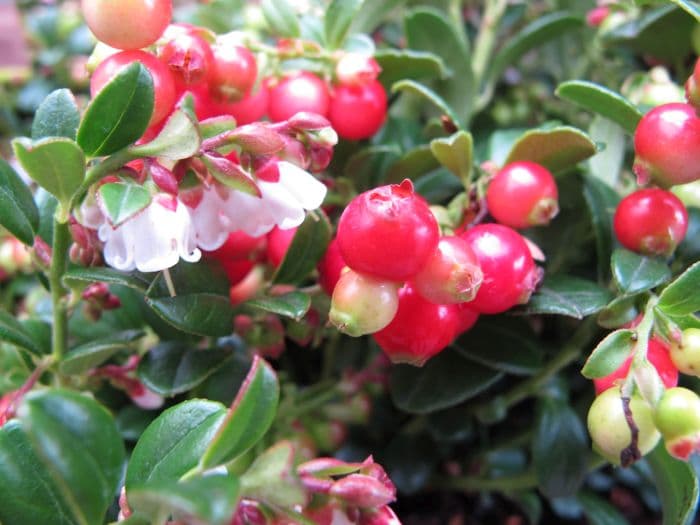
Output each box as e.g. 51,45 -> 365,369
322,162 -> 555,367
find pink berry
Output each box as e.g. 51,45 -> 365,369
329,80 -> 387,140
266,226 -> 297,268
158,27 -> 214,89
268,72 -> 330,122
317,238 -> 346,296
685,57 -> 700,109
210,41 -> 258,102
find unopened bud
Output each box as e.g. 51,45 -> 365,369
330,474 -> 396,509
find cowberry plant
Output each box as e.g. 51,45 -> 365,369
5,0 -> 700,523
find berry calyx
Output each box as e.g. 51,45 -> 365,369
412,235 -> 483,304
633,102 -> 700,187
336,180 -> 439,281
669,328 -> 700,377
158,28 -> 214,89
459,224 -> 540,314
268,72 -> 331,122
613,188 -> 688,257
329,270 -> 400,337
81,0 -> 172,51
486,161 -> 559,229
329,80 -> 387,140
587,387 -> 660,466
373,283 -> 459,366
654,387 -> 700,460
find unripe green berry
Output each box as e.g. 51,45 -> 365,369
654,386 -> 700,460
670,328 -> 700,377
587,388 -> 660,466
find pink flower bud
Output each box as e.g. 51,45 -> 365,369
149,161 -> 179,195
329,474 -> 396,509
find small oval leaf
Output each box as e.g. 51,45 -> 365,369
146,294 -> 235,337
245,291 -> 311,321
612,249 -> 671,295
518,275 -> 613,319
273,211 -> 331,285
581,329 -> 635,379
31,88 -> 80,141
658,261 -> 700,316
0,158 -> 39,245
505,126 -> 597,173
129,109 -> 201,160
60,330 -> 145,374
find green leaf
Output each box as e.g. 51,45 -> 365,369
0,158 -> 39,245
17,389 -> 125,525
584,175 -> 620,282
391,79 -> 460,127
588,116 -> 626,188
375,49 -> 446,87
261,0 -> 301,38
77,62 -> 154,157
63,266 -> 151,292
532,398 -> 588,498
504,126 -> 597,173
98,181 -> 152,227
404,8 -> 474,125
13,137 -> 85,213
324,0 -> 363,49
146,294 -> 235,337
60,329 -> 144,374
273,211 -> 331,285
581,329 -> 635,379
240,441 -> 306,508
519,275 -> 613,319
126,400 -> 227,488
430,130 -> 473,187
0,309 -> 44,355
644,444 -> 699,525
390,348 -> 503,414
351,0 -> 406,34
658,261 -> 700,316
31,88 -> 80,141
556,81 -> 642,135
486,12 -> 583,94
148,259 -> 230,297
137,342 -> 233,396
129,109 -> 201,160
611,249 -> 671,295
246,291 -> 311,321
577,491 -> 630,525
668,0 -> 700,22
129,475 -> 240,525
201,356 -> 280,468
201,153 -> 261,196
385,145 -> 439,183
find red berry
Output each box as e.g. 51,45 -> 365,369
317,238 -> 346,296
613,188 -> 688,257
210,41 -> 258,102
329,80 -> 387,140
336,179 -> 439,281
214,82 -> 270,125
81,0 -> 172,50
486,161 -> 559,229
633,102 -> 700,187
586,6 -> 610,27
335,53 -> 381,86
205,231 -> 266,285
158,28 -> 214,89
412,235 -> 483,304
268,72 -> 330,122
373,283 -> 459,366
593,337 -> 679,395
459,224 -> 540,314
91,50 -> 176,126
266,226 -> 297,268
685,58 -> 700,109
455,304 -> 479,335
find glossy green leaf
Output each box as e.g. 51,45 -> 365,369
645,444 -> 699,525
556,81 -> 642,135
138,342 -> 233,396
246,292 -> 311,321
60,329 -> 144,374
146,294 -> 235,337
17,389 -> 125,525
390,348 -> 503,414
669,0 -> 700,21
0,309 -> 43,355
577,491 -> 629,525
273,211 -> 331,285
391,79 -> 460,127
261,0 -> 301,38
129,475 -> 240,525
63,266 -> 151,292
658,261 -> 700,316
0,158 -> 39,245
385,145 -> 439,183
404,8 -> 474,124
584,175 -> 620,282
351,0 -> 406,33
148,259 -> 230,297
504,126 -> 597,173
519,275 -> 613,319
612,249 -> 671,295
587,116 -> 626,188
430,130 -> 473,187
126,399 -> 227,488
98,181 -> 152,227
13,137 -> 85,212
129,109 -> 201,160
324,0 -> 362,49
532,398 -> 588,498
581,329 -> 635,379
375,49 -> 446,87
240,441 -> 306,508
31,88 -> 80,141
597,296 -> 639,329
77,62 -> 154,157
201,356 -> 280,468
486,12 -> 583,94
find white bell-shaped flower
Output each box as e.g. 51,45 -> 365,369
99,195 -> 201,272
